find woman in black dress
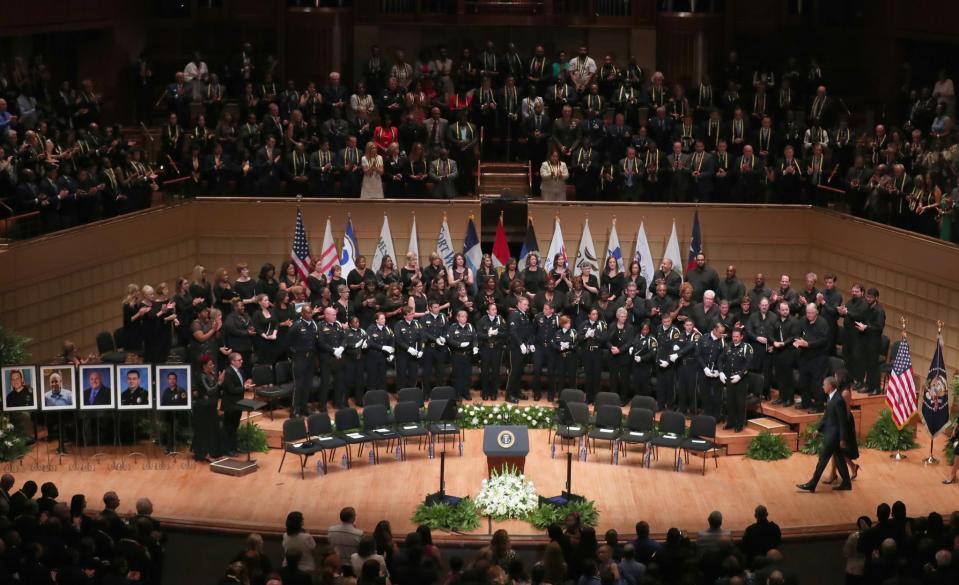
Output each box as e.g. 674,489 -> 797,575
140,284 -> 178,364
190,265 -> 213,308
192,354 -> 222,462
174,277 -> 201,347
214,268 -> 238,317
476,254 -> 497,286
404,142 -> 429,198
522,252 -> 546,297
943,424 -> 959,484
400,252 -> 422,295
377,255 -> 401,291
278,260 -> 300,293
348,256 -> 377,299
600,256 -> 625,301
381,283 -> 406,327
624,260 -> 647,295
272,290 -> 296,357
498,257 -> 520,297
257,263 -> 280,303
233,263 -> 258,316
355,280 -> 382,329
327,264 -> 347,300
121,283 -> 144,353
334,285 -> 353,325
448,253 -> 474,296
251,294 -> 279,365
549,254 -> 573,294
408,279 -> 429,317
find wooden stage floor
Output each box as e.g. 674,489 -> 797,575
7,404 -> 956,543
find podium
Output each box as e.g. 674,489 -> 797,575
483,425 -> 529,475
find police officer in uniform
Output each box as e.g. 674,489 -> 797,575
447,310 -> 477,400
532,303 -> 560,401
506,297 -> 535,403
697,322 -> 726,420
365,312 -> 395,393
654,313 -> 682,410
770,300 -> 799,406
578,308 -> 607,403
477,304 -> 507,400
630,320 -> 658,398
551,315 -> 578,396
606,307 -> 634,400
317,307 -> 346,409
286,303 -> 318,416
420,301 -> 449,395
342,316 -> 369,406
676,318 -> 703,414
393,306 -> 423,390
719,327 -> 753,432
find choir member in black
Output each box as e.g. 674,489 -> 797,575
861,288 -> 886,396
355,281 -> 381,329
600,257 -> 625,301
571,137 -> 599,200
745,297 -> 775,399
577,308 -> 607,403
422,254 -> 448,290
224,298 -> 256,377
690,290 -> 719,334
220,352 -> 253,456
524,102 -> 551,193
549,255 -> 573,293
795,303 -> 831,413
696,322 -> 726,420
192,354 -> 221,462
449,253 -> 474,294
648,282 -> 674,330
717,265 -> 745,305
713,300 -> 736,335
747,273 -> 773,308
366,311 -> 396,390
172,277 -> 200,347
141,285 -> 178,364
447,310 -> 477,400
419,301 -> 450,394
531,303 -> 560,401
342,316 -> 369,405
234,263 -> 258,316
499,76 -> 522,159
284,303 -> 317,416
333,285 -> 353,325
654,313 -> 682,411
552,315 -> 578,396
770,300 -> 799,406
719,328 -> 753,432
393,306 -> 423,390
564,277 -> 592,328
251,294 -> 279,365
347,256 -> 377,299
672,283 -> 696,328
771,274 -> 802,316
337,135 -> 363,197
307,139 -> 336,196
816,273 -> 843,355
648,258 -> 682,300
605,307 -> 634,400
533,277 -> 566,315
317,307 -> 346,408
522,253 -> 546,296
448,111 -> 478,196
477,303 -> 507,400
382,142 -> 405,197
381,283 -> 407,327
506,297 -> 535,403
676,319 -> 703,415
734,295 -> 753,332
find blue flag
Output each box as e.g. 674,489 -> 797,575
518,217 -> 539,268
340,216 -> 358,274
921,334 -> 950,438
463,216 -> 481,273
686,210 -> 702,273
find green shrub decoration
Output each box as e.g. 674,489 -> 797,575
864,409 -> 918,451
799,416 -> 824,455
745,431 -> 792,461
0,325 -> 31,367
526,499 -> 600,530
411,497 -> 481,533
238,422 -> 270,453
0,414 -> 30,462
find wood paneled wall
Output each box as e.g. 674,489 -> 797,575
1,200 -> 957,375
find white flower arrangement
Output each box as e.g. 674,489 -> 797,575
475,466 -> 540,520
457,403 -> 555,429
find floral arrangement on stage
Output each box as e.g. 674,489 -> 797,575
745,431 -> 792,461
864,409 -> 919,452
475,465 -> 540,520
238,422 -> 270,453
0,414 -> 29,462
798,416 -> 824,455
458,403 -> 555,429
411,497 -> 481,533
527,499 -> 600,530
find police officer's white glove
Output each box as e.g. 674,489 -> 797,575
472,346 -> 479,355
416,350 -> 424,359
719,372 -> 727,384
710,369 -> 720,378
354,340 -> 364,349
489,328 -> 498,336
628,347 -> 635,355
460,341 -> 470,348
703,367 -> 712,376
520,344 -> 528,355
333,347 -> 344,359
658,360 -> 669,368
407,347 -> 418,356
669,353 -> 679,362
586,328 -> 595,338
382,345 -> 394,354
560,341 -> 570,351
437,336 -> 446,346
529,344 -> 536,353
635,354 -> 643,363
730,374 -> 741,384
361,340 -> 368,349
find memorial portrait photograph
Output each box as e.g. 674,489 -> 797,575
2,366 -> 38,411
79,365 -> 116,410
117,365 -> 153,410
156,365 -> 191,410
39,365 -> 76,411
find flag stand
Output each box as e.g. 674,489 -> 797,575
890,449 -> 907,461
923,438 -> 938,465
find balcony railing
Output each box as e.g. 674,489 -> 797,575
368,0 -> 639,20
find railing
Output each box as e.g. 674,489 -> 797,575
371,0 -> 638,19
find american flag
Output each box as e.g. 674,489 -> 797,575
291,208 -> 313,293
885,338 -> 918,429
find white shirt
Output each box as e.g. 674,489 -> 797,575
183,61 -> 209,82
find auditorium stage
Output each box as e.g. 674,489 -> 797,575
7,399 -> 955,544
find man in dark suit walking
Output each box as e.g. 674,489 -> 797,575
797,376 -> 851,492
221,352 -> 253,456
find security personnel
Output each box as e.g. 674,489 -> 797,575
420,301 -> 449,395
477,304 -> 507,400
286,303 -> 318,416
676,318 -> 703,414
630,320 -> 658,398
697,322 -> 727,419
506,297 -> 535,403
770,300 -> 799,406
551,315 -> 578,396
795,303 -> 830,412
654,313 -> 682,410
719,327 -> 753,432
393,306 -> 423,390
365,312 -> 394,393
745,297 -> 775,399
606,307 -> 634,400
447,310 -> 477,400
317,307 -> 346,409
532,303 -> 560,401
342,316 -> 369,406
578,308 -> 607,403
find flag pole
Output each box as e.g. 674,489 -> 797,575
923,320 -> 946,465
892,315 -> 909,461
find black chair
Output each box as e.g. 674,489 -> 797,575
362,404 -> 398,463
746,372 -> 765,415
96,331 -> 127,364
334,408 -> 373,468
827,356 -> 846,377
587,404 -> 623,462
278,417 -> 320,479
426,399 -> 461,450
430,386 -> 457,403
364,389 -> 390,409
252,364 -> 290,420
620,407 -> 656,465
649,411 -> 686,471
397,387 -> 425,408
681,415 -> 719,475
306,413 -> 346,470
629,395 -> 658,413
591,391 -> 622,424
274,361 -> 294,393
559,388 -> 587,404
553,401 -> 590,452
880,338 -> 899,388
393,400 -> 429,460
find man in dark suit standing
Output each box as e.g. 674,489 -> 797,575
221,352 -> 253,456
797,375 -> 851,492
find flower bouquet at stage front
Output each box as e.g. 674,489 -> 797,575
475,465 -> 540,520
459,403 -> 555,430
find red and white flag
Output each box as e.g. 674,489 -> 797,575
317,217 -> 338,276
492,214 -> 510,269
